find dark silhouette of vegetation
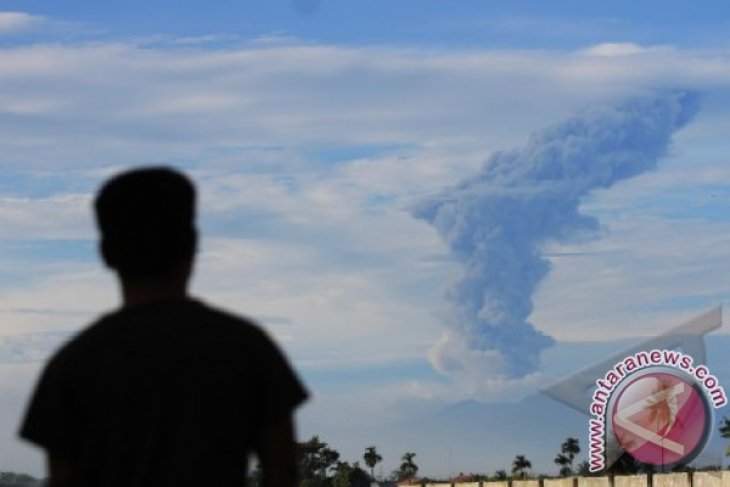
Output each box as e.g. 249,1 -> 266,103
0,472 -> 44,487
15,430 -> 730,487
554,437 -> 580,476
363,446 -> 383,479
332,461 -> 370,487
576,461 -> 598,477
287,436 -> 379,487
397,452 -> 418,482
511,455 -> 531,479
720,416 -> 730,456
297,436 -> 341,487
493,470 -> 508,481
454,473 -> 487,482
606,451 -> 656,476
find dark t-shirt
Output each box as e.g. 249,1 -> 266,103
19,297 -> 308,487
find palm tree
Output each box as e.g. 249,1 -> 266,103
555,454 -> 571,477
563,438 -> 580,457
511,454 -> 532,479
555,437 -> 580,476
363,446 -> 383,480
576,461 -> 592,477
399,452 -> 418,481
297,436 -> 340,481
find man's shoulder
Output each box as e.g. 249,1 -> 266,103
41,308 -> 126,371
48,299 -> 273,378
186,298 -> 260,327
87,297 -> 262,331
178,298 -> 270,337
52,298 -> 268,363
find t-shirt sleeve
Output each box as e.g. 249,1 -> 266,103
18,353 -> 80,460
253,329 -> 309,427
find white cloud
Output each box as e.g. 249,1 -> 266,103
1,40 -> 730,173
0,330 -> 74,364
578,42 -> 650,57
0,42 -> 652,167
0,12 -> 46,35
0,263 -> 114,336
0,364 -> 45,476
193,235 -> 448,364
0,194 -> 94,240
533,214 -> 730,341
2,39 -> 730,413
2,40 -> 730,348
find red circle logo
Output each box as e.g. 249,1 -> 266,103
611,371 -> 710,466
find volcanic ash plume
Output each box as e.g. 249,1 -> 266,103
413,92 -> 699,380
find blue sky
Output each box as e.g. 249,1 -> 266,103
3,0 -> 730,478
4,1 -> 730,49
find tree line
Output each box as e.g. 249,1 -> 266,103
247,437 -> 419,487
245,436 -> 586,487
6,419 -> 730,486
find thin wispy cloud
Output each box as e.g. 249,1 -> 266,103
0,194 -> 93,239
0,330 -> 73,364
0,12 -> 46,35
578,42 -> 652,57
1,40 -> 730,171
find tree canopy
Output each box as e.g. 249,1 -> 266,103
554,437 -> 580,477
297,435 -> 341,487
363,446 -> 383,479
511,455 -> 532,479
398,452 -> 419,481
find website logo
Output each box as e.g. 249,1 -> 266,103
588,350 -> 725,472
541,307 -> 725,473
612,369 -> 710,466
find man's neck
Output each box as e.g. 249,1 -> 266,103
120,277 -> 189,309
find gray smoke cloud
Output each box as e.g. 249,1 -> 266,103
413,92 -> 699,380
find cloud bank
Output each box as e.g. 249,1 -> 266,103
413,92 -> 699,381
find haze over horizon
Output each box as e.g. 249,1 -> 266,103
2,0 -> 730,479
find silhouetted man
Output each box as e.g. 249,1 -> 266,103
19,167 -> 308,487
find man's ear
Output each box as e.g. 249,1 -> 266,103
99,238 -> 117,269
181,228 -> 198,263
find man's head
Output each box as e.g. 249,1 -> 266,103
94,167 -> 197,281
